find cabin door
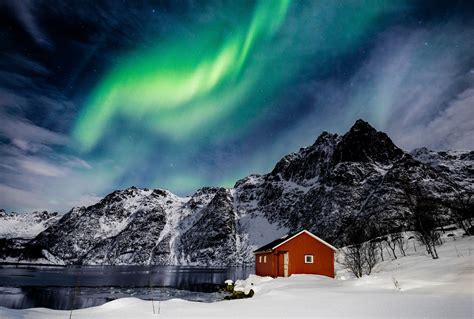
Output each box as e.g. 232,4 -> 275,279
283,252 -> 289,277
277,252 -> 289,277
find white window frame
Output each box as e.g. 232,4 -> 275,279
259,256 -> 262,263
263,255 -> 267,263
304,254 -> 314,264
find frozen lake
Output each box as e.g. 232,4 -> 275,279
0,265 -> 253,310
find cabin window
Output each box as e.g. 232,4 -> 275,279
263,255 -> 267,263
304,255 -> 314,264
259,256 -> 262,263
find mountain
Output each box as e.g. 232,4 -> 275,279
410,147 -> 474,189
0,209 -> 60,239
4,120 -> 473,266
0,210 -> 61,264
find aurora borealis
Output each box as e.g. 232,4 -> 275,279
73,0 -> 291,149
1,0 -> 473,212
72,1 -> 390,150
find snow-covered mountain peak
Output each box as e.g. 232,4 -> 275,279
3,120 -> 472,266
333,119 -> 404,164
410,148 -> 474,191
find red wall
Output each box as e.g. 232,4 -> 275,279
255,252 -> 274,276
255,232 -> 335,278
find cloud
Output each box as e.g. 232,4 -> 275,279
287,20 -> 474,151
0,113 -> 69,148
17,157 -> 66,177
0,144 -> 101,212
1,1 -> 473,215
251,16 -> 474,180
398,86 -> 474,150
0,112 -> 98,212
376,25 -> 474,150
0,54 -> 50,76
0,51 -> 99,213
0,184 -> 48,212
66,194 -> 103,209
2,0 -> 52,48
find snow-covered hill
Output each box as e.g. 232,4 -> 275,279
0,209 -> 60,239
4,120 -> 473,266
2,234 -> 472,318
410,147 -> 474,191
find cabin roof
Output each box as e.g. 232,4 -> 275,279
253,229 -> 337,254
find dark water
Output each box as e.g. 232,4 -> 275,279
0,265 -> 253,310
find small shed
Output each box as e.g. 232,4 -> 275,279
253,230 -> 336,278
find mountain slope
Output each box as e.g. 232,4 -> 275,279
12,120 -> 473,266
0,210 -> 60,239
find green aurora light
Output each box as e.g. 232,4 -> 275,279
73,0 -> 291,150
73,1 -> 399,151
71,0 -> 408,193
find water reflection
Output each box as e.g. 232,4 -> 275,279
0,265 -> 253,310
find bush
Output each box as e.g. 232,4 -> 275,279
340,241 -> 378,278
224,289 -> 254,300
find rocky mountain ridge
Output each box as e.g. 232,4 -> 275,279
0,209 -> 60,239
2,120 -> 472,266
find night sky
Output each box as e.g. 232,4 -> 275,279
1,0 -> 473,213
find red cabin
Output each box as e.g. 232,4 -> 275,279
253,230 -> 336,278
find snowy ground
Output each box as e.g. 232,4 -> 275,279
1,235 -> 472,318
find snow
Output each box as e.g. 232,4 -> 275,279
371,163 -> 392,176
238,214 -> 288,249
280,179 -> 314,193
2,235 -> 472,318
98,189 -> 167,239
97,215 -> 130,238
410,148 -> 474,191
234,212 -> 288,264
144,190 -> 189,265
233,275 -> 273,295
0,212 -> 60,239
40,249 -> 66,265
0,251 -> 65,266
